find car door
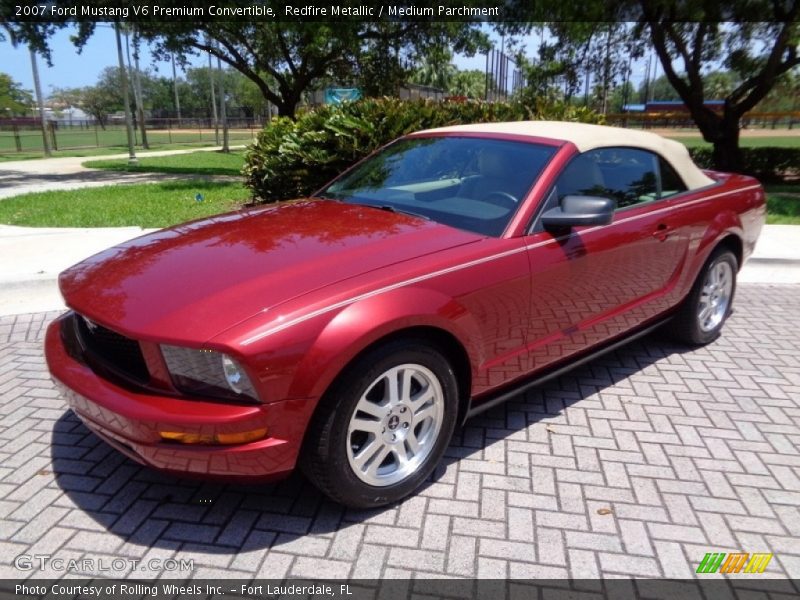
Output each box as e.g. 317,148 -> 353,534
522,147 -> 691,372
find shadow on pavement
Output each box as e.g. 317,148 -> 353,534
50,329 -> 695,554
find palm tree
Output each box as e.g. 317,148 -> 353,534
410,48 -> 457,91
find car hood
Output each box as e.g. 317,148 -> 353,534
59,199 -> 481,343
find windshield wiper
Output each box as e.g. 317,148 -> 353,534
373,204 -> 430,221
314,193 -> 341,202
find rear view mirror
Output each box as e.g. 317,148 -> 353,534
541,195 -> 615,230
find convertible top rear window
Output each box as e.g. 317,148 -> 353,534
322,136 -> 556,237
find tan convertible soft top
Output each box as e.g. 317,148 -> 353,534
416,121 -> 716,190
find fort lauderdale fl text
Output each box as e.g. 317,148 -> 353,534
28,3 -> 500,18
18,583 -> 356,598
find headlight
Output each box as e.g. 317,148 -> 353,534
160,345 -> 260,403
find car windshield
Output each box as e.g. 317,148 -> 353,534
320,136 -> 557,237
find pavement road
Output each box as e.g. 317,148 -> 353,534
0,146 -> 245,200
0,284 -> 798,583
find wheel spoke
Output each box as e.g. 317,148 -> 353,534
409,385 -> 435,410
412,404 -> 436,426
405,431 -> 421,456
366,445 -> 392,478
352,438 -> 383,471
698,305 -> 713,323
400,368 -> 415,403
393,445 -> 410,467
355,396 -> 385,419
349,417 -> 382,435
717,263 -> 727,284
385,369 -> 401,405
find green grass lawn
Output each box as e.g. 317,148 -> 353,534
0,141 -> 249,162
0,181 -> 251,228
670,135 -> 800,149
0,127 -> 255,161
765,184 -> 800,225
83,151 -> 245,176
1,180 -> 794,228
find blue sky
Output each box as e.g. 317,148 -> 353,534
1,24 -> 654,99
1,25 -> 207,93
0,25 -> 493,93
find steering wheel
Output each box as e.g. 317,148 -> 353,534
482,191 -> 519,210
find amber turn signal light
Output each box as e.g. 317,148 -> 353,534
160,428 -> 268,445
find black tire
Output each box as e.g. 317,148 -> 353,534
671,247 -> 738,345
300,339 -> 459,508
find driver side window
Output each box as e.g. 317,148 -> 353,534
531,147 -> 685,233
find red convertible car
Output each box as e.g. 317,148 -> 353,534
45,122 -> 765,507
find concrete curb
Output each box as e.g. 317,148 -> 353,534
0,145 -> 247,200
0,222 -> 797,317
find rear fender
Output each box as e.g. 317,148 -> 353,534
686,210 -> 744,289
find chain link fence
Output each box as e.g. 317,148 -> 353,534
0,118 -> 263,156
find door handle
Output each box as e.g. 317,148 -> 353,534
652,223 -> 673,241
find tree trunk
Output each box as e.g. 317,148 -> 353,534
710,116 -> 743,173
276,99 -> 297,119
696,106 -> 744,173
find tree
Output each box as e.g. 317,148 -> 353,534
516,22 -> 640,108
499,2 -> 799,172
608,81 -> 637,112
137,22 -> 487,118
640,5 -> 799,171
449,70 -> 486,98
185,66 -> 270,118
639,73 -> 681,102
0,72 -> 32,115
1,11 -> 488,119
77,85 -> 118,129
56,66 -> 126,129
409,47 -> 458,91
756,70 -> 800,112
355,29 -> 410,97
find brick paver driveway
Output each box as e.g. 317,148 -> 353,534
1,284 -> 799,582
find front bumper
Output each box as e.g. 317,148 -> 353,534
45,314 -> 314,482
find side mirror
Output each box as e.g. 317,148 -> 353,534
541,195 -> 615,231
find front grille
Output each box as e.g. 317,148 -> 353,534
70,313 -> 150,384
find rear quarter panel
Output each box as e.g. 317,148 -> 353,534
671,173 -> 765,303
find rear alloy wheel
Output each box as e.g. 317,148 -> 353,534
301,341 -> 458,508
672,247 -> 738,345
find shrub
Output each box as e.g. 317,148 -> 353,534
243,97 -> 603,202
688,146 -> 800,182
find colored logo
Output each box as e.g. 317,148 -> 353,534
696,552 -> 773,574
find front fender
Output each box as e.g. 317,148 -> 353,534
286,285 -> 484,401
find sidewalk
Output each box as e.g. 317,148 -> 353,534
0,225 -> 157,315
0,223 -> 797,317
738,224 -> 800,283
0,145 -> 245,199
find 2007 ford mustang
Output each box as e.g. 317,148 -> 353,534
46,121 -> 765,507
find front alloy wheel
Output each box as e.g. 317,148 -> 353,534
301,341 -> 458,508
346,364 -> 444,487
